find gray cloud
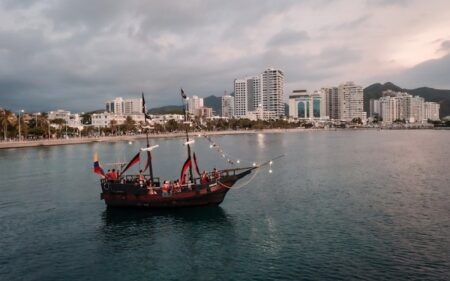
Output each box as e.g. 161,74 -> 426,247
0,0 -> 449,112
267,30 -> 309,47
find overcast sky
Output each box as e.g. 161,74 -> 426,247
0,0 -> 449,112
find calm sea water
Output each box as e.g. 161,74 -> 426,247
1,130 -> 449,281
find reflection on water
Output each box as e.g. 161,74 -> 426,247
1,130 -> 449,281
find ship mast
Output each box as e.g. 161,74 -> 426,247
181,89 -> 194,182
142,93 -> 154,182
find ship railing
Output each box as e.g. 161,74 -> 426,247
101,175 -> 161,187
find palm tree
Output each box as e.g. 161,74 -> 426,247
0,109 -> 17,140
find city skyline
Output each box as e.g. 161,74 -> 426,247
1,0 -> 450,112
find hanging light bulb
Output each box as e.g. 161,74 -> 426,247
269,169 -> 273,174
222,154 -> 225,158
252,162 -> 256,167
269,161 -> 273,165
210,144 -> 213,148
236,160 -> 240,164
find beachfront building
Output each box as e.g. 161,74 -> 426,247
322,87 -> 339,120
196,107 -> 213,119
288,90 -> 328,120
370,99 -> 381,117
221,95 -> 234,118
234,68 -> 284,120
338,81 -> 364,121
186,95 -> 204,115
106,97 -> 143,115
371,90 -> 439,123
425,102 -> 440,121
48,109 -> 83,129
262,68 -> 285,118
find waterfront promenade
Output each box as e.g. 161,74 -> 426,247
0,128 -> 304,149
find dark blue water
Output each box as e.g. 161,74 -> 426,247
1,130 -> 449,281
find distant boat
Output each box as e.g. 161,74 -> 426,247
94,92 -> 256,208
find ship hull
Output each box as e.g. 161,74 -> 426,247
101,182 -> 231,208
100,168 -> 252,209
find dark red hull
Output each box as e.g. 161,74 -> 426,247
100,168 -> 252,208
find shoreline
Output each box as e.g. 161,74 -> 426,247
0,127 -> 447,150
0,128 -> 306,150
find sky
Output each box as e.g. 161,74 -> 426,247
0,0 -> 449,112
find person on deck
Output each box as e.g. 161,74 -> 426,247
111,169 -> 118,181
106,170 -> 112,180
138,170 -> 145,187
173,180 -> 181,193
213,168 -> 220,180
162,181 -> 170,197
201,171 -> 209,184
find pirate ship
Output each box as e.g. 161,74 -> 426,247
94,91 -> 262,208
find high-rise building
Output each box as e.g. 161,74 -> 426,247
338,82 -> 364,121
106,97 -> 124,115
234,68 -> 285,119
372,90 -> 439,123
323,87 -> 339,120
369,99 -> 381,117
106,97 -> 143,115
234,78 -> 248,117
221,95 -> 235,118
425,102 -> 440,121
262,68 -> 285,118
186,96 -> 204,115
123,98 -> 143,115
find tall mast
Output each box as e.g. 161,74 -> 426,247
142,93 -> 154,182
181,89 -> 194,182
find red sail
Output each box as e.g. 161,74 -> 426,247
179,157 -> 192,185
120,152 -> 140,176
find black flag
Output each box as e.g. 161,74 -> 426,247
181,88 -> 187,99
141,92 -> 151,120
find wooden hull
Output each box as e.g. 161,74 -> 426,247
99,168 -> 252,209
101,182 -> 231,208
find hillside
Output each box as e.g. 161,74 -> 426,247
363,82 -> 450,117
148,105 -> 183,115
204,95 -> 222,115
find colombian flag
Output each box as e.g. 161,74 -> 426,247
93,152 -> 106,178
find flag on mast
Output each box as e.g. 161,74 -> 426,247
93,152 -> 105,178
142,92 -> 151,120
180,88 -> 187,99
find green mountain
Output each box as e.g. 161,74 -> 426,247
204,95 -> 222,115
364,82 -> 450,117
148,105 -> 183,115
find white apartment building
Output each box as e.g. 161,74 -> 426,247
234,78 -> 248,117
234,68 -> 284,120
373,90 -> 439,123
338,81 -> 364,121
425,102 -> 440,121
106,97 -> 143,115
186,96 -> 204,115
91,112 -> 145,128
48,109 -> 82,128
262,68 -> 285,118
221,95 -> 235,118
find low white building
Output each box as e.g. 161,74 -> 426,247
48,109 -> 83,129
